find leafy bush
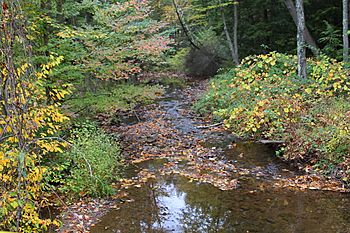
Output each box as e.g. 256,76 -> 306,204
196,52 -> 302,138
196,52 -> 350,180
165,48 -> 190,72
56,122 -> 122,197
286,98 -> 350,178
197,52 -> 350,137
184,28 -> 227,77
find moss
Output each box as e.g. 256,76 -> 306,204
65,83 -> 164,117
158,77 -> 188,88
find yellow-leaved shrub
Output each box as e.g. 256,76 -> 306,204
196,52 -> 350,182
0,55 -> 70,232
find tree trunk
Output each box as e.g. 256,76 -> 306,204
220,0 -> 239,65
296,0 -> 307,79
284,0 -> 318,56
233,1 -> 239,64
171,0 -> 200,50
56,0 -> 64,23
343,0 -> 349,63
220,0 -> 236,64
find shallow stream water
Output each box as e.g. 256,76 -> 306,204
91,87 -> 350,233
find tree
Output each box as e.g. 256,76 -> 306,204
219,1 -> 239,65
172,0 -> 201,50
0,1 -> 69,231
343,0 -> 349,62
233,1 -> 239,64
220,0 -> 239,65
296,0 -> 307,79
284,0 -> 318,56
47,0 -> 173,81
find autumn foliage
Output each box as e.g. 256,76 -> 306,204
0,57 -> 70,231
197,52 -> 350,181
57,0 -> 173,81
0,2 -> 70,231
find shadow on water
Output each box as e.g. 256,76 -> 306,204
91,86 -> 350,233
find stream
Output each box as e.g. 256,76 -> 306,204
91,84 -> 350,233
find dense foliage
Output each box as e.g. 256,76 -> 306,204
166,0 -> 346,72
57,122 -> 122,197
196,52 -> 350,181
21,0 -> 174,86
1,0 -> 170,231
0,56 -> 69,231
1,0 -> 350,231
53,0 -> 172,81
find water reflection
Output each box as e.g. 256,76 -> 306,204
91,85 -> 350,233
91,173 -> 350,233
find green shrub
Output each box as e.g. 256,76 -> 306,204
197,52 -> 350,138
196,52 -> 302,138
59,121 -> 122,197
286,98 -> 350,175
166,48 -> 190,72
196,52 -> 350,179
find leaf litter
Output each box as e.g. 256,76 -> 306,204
59,78 -> 349,232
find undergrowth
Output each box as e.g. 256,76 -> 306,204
49,83 -> 165,199
45,121 -> 122,198
196,52 -> 350,182
158,77 -> 188,88
52,83 -> 165,198
66,83 -> 164,117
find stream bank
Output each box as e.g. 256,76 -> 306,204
59,79 -> 349,233
89,80 -> 350,233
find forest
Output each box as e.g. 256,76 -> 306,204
1,0 -> 350,232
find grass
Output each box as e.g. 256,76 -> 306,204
45,121 -> 123,197
65,83 -> 164,117
158,77 -> 188,88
